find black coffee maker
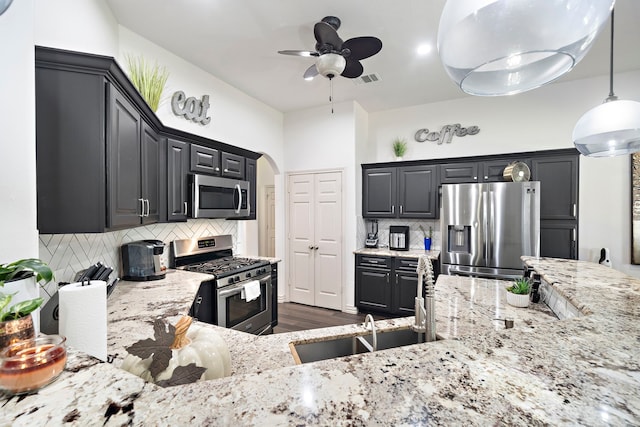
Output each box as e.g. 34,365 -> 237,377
120,240 -> 166,281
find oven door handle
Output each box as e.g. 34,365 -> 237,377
234,184 -> 242,214
218,277 -> 268,297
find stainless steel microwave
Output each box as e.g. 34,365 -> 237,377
189,174 -> 249,218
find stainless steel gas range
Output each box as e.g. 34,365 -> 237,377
170,235 -> 273,335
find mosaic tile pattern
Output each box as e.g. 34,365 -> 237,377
38,219 -> 237,289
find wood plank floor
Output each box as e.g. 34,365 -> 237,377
273,302 -> 393,334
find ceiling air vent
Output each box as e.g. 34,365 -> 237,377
355,73 -> 381,85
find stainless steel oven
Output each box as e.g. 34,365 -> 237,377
189,174 -> 249,218
216,271 -> 271,335
171,235 -> 273,335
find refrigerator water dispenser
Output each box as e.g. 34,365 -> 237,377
448,225 -> 471,252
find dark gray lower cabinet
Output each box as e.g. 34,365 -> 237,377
271,263 -> 278,328
540,222 -> 577,259
355,255 -> 392,312
167,138 -> 189,221
355,255 -> 440,315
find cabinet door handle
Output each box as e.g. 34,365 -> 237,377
215,167 -> 220,172
138,198 -> 144,217
386,273 -> 390,284
573,203 -> 577,217
396,273 -> 399,284
484,176 -> 488,180
572,228 -> 577,242
144,199 -> 150,217
224,168 -> 229,173
473,176 -> 478,180
391,205 -> 395,214
400,205 -> 403,214
183,201 -> 188,215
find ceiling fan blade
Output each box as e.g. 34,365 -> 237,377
314,21 -> 343,50
303,64 -> 319,79
342,37 -> 382,60
278,50 -> 319,57
341,59 -> 364,79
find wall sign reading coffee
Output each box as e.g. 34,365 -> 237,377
171,91 -> 211,125
414,123 -> 480,145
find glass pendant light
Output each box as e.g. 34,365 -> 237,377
437,0 -> 615,96
572,10 -> 640,157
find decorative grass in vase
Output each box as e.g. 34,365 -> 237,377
125,54 -> 170,112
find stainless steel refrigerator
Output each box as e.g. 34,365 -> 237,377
441,181 -> 540,279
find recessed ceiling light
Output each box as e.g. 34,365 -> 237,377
416,43 -> 432,56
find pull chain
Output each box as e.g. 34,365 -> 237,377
329,77 -> 334,114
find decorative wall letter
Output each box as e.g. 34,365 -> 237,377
171,91 -> 211,125
414,124 -> 480,144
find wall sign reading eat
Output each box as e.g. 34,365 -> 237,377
414,123 -> 480,145
171,91 -> 211,125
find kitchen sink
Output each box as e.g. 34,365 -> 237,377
291,328 -> 442,364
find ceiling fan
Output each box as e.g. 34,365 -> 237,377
278,16 -> 382,80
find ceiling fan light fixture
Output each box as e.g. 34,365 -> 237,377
437,0 -> 615,96
316,53 -> 346,78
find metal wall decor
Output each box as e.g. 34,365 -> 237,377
632,153 -> 640,264
171,91 -> 211,125
414,124 -> 480,145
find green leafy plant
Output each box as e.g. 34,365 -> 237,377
0,259 -> 53,322
125,54 -> 170,112
507,277 -> 531,295
392,138 -> 407,157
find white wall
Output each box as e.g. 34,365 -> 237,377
283,101 -> 360,312
0,0 -> 38,262
34,0 -> 119,56
368,71 -> 640,277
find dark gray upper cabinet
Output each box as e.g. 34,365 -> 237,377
363,167 -> 397,218
245,158 -> 257,219
35,46 -> 262,233
141,122 -> 162,224
481,159 -> 524,182
167,138 -> 189,222
363,165 -> 437,219
107,86 -> 142,229
398,165 -> 438,218
440,162 -> 479,184
190,144 -> 220,175
540,221 -> 577,259
221,152 -> 246,179
531,155 -> 578,221
108,88 -> 160,229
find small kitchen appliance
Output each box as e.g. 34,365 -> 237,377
389,226 -> 410,251
365,219 -> 379,248
120,240 -> 167,281
170,235 -> 273,335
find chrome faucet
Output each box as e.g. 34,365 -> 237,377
413,255 -> 436,342
362,314 -> 377,351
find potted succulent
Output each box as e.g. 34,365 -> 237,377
506,277 -> 531,308
0,259 -> 54,349
420,225 -> 433,251
392,138 -> 407,160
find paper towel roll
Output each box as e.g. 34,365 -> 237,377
58,280 -> 107,361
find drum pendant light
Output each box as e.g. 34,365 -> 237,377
437,0 -> 615,96
572,10 -> 640,157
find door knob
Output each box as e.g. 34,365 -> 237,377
309,245 -> 314,250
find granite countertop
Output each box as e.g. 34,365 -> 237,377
354,247 -> 440,259
2,258 -> 639,426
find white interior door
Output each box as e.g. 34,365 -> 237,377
288,171 -> 342,310
288,174 -> 315,305
314,172 -> 342,310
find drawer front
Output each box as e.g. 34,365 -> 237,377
357,255 -> 392,269
190,144 -> 220,175
395,257 -> 419,271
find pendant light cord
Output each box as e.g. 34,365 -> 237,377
329,77 -> 334,114
607,9 -> 618,101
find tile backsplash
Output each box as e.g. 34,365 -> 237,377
357,218 -> 441,251
38,219 -> 237,296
